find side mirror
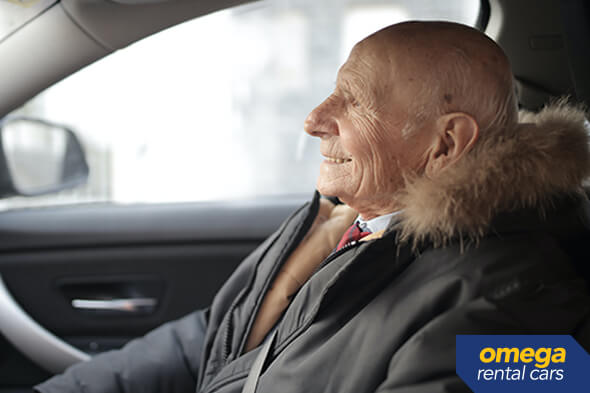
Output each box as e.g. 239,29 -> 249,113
0,117 -> 89,197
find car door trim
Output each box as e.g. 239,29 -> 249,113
0,274 -> 90,373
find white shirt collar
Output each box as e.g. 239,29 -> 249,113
356,211 -> 401,233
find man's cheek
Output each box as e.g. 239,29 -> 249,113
351,158 -> 379,193
343,116 -> 379,145
371,150 -> 405,193
342,135 -> 374,159
351,115 -> 386,141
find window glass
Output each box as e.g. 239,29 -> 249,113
3,0 -> 479,209
0,0 -> 57,42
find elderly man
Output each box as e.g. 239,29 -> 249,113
37,21 -> 590,393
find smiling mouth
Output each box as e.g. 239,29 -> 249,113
325,157 -> 352,164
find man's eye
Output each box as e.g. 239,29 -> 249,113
349,97 -> 361,108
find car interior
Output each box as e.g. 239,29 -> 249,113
0,0 -> 589,391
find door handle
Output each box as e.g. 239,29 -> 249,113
71,297 -> 157,313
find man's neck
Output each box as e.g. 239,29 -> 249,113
338,196 -> 403,221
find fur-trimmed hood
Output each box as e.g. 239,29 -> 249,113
396,101 -> 590,246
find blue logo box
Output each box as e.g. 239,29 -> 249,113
456,335 -> 589,393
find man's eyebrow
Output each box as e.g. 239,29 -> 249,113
338,83 -> 352,96
335,70 -> 376,109
335,74 -> 355,96
342,75 -> 374,105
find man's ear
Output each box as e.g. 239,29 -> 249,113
425,112 -> 479,177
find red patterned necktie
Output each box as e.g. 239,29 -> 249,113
336,222 -> 372,250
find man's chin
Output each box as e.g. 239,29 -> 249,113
316,182 -> 349,201
316,183 -> 338,198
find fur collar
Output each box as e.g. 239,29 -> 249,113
396,101 -> 590,247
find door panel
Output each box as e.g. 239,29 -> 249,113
0,196 -> 307,389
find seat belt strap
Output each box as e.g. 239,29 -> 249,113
241,330 -> 277,393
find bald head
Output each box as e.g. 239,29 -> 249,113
357,21 -> 518,134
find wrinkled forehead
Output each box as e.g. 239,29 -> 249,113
336,38 -> 420,102
336,48 -> 375,87
340,38 -> 397,75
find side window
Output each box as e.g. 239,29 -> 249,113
2,0 -> 479,210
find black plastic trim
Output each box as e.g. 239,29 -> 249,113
476,0 -> 491,31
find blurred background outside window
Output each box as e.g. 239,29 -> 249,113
1,0 -> 479,210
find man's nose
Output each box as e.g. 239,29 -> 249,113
304,96 -> 339,138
